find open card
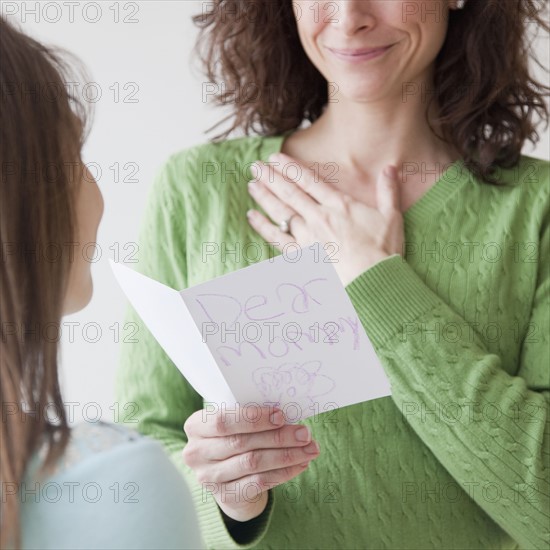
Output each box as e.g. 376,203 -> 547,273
110,243 -> 391,422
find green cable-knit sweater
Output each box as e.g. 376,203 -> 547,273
115,135 -> 549,550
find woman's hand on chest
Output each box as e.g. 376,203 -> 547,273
246,152 -> 405,286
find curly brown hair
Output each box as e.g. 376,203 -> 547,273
193,0 -> 549,185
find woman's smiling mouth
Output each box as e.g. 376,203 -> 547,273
325,44 -> 395,63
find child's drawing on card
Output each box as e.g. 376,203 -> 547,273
111,243 -> 392,415
252,360 -> 336,413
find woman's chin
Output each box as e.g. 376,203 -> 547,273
333,80 -> 394,105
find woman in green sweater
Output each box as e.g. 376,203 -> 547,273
116,1 -> 549,548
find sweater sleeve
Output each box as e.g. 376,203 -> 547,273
115,150 -> 275,549
344,210 -> 549,547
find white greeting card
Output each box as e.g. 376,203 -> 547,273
110,244 -> 391,422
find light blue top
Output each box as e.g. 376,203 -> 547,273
20,421 -> 204,550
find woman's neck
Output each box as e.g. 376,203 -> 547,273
285,81 -> 461,183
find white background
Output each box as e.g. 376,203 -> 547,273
4,1 -> 549,425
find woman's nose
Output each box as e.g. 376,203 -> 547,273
331,0 -> 377,37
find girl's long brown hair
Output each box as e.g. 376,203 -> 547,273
0,17 -> 90,548
192,0 -> 549,184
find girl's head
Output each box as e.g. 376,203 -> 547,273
0,17 -> 102,547
194,0 -> 549,182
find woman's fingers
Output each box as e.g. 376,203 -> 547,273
194,441 -> 320,485
246,209 -> 297,247
376,164 -> 402,216
187,424 -> 313,463
220,461 -> 311,498
248,178 -> 296,226
270,153 -> 341,207
251,159 -> 321,220
183,405 -> 323,522
184,405 -> 285,439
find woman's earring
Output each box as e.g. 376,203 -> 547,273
455,0 -> 466,8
